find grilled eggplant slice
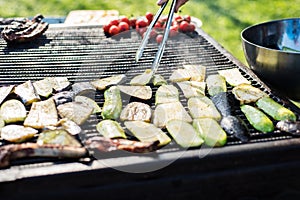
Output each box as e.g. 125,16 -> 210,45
96,119 -> 126,139
102,86 -> 122,120
177,81 -> 206,99
153,74 -> 167,86
120,102 -> 152,122
155,84 -> 179,105
1,125 -> 38,143
0,85 -> 14,104
276,120 -> 300,135
241,104 -> 274,133
52,91 -> 75,106
153,101 -> 192,128
256,97 -> 297,121
72,82 -> 96,96
206,74 -> 227,97
188,96 -> 221,121
183,64 -> 206,82
218,68 -> 251,86
118,85 -> 152,100
24,98 -> 59,129
125,121 -> 171,147
130,69 -> 153,86
37,129 -> 82,147
0,143 -> 87,168
14,80 -> 40,105
33,78 -> 53,98
85,136 -> 159,153
166,119 -> 204,148
0,99 -> 27,123
75,95 -> 101,114
211,92 -> 250,142
90,74 -> 126,90
57,102 -> 93,125
232,84 -> 268,104
220,116 -> 250,142
169,68 -> 191,82
193,118 -> 227,147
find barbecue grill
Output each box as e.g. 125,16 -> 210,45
1,17 -> 300,200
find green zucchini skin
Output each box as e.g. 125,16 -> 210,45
241,104 -> 274,133
101,86 -> 122,120
256,97 -> 297,121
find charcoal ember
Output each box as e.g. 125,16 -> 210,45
1,14 -> 49,43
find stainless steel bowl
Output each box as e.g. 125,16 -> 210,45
241,18 -> 300,100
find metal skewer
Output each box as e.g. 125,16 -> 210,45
135,0 -> 177,74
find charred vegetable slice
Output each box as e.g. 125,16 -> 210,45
33,78 -> 53,98
183,64 -> 206,82
169,68 -> 191,82
206,74 -> 227,96
57,102 -> 94,125
188,96 -> 221,121
0,85 -> 14,104
37,129 -> 82,147
120,102 -> 152,122
177,81 -> 206,98
130,69 -> 153,86
52,91 -> 75,106
0,99 -> 27,123
153,74 -> 167,86
256,97 -> 296,121
72,82 -> 96,96
155,84 -> 179,105
153,101 -> 192,128
166,119 -> 204,148
193,118 -> 227,147
96,119 -> 126,139
102,86 -> 122,120
1,125 -> 38,143
276,120 -> 300,135
218,68 -> 251,86
220,116 -> 250,142
232,84 -> 268,104
14,80 -> 40,105
90,74 -> 126,90
75,95 -> 101,114
125,121 -> 171,147
24,98 -> 59,129
118,85 -> 152,100
241,104 -> 274,133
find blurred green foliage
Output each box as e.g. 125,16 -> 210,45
0,0 -> 299,64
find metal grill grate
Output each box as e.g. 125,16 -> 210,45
0,24 -> 298,165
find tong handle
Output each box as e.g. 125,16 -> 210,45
135,2 -> 168,63
151,0 -> 177,74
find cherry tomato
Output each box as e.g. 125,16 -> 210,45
109,19 -> 119,27
119,16 -> 130,25
156,34 -> 163,44
145,12 -> 154,23
184,15 -> 191,23
138,27 -> 147,36
149,30 -> 157,39
169,25 -> 178,37
188,23 -> 196,32
103,24 -> 111,34
174,15 -> 183,23
136,19 -> 148,28
154,22 -> 162,28
109,25 -> 120,36
179,21 -> 189,32
118,22 -> 130,32
129,18 -> 137,28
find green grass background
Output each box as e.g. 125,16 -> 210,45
0,0 -> 299,64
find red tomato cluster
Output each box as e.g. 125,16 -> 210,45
103,12 -> 196,43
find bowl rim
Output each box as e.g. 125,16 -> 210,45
241,17 -> 300,54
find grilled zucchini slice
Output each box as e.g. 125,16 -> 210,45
0,99 -> 27,123
96,119 -> 126,139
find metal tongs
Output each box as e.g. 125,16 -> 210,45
135,0 -> 177,74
